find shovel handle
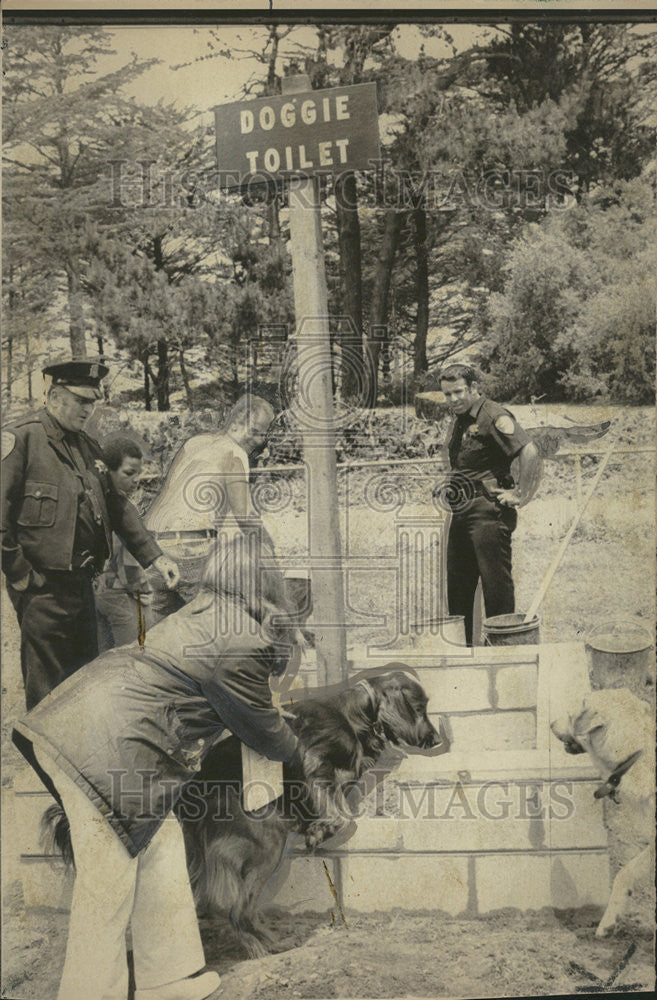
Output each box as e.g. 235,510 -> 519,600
524,442 -> 616,623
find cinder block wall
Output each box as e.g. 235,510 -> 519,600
13,642 -> 610,916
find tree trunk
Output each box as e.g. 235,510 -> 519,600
231,351 -> 239,393
26,330 -> 33,402
335,171 -> 364,400
267,189 -> 281,243
368,210 -> 405,405
143,357 -> 152,412
96,334 -> 104,358
156,339 -> 170,411
7,264 -> 14,400
179,348 -> 194,410
66,266 -> 86,358
413,204 -> 429,377
5,338 -> 13,401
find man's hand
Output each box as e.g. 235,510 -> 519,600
292,628 -> 310,656
152,555 -> 180,589
492,488 -> 521,508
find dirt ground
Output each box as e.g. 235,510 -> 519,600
2,900 -> 655,999
1,404 -> 655,1000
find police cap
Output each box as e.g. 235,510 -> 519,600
43,359 -> 109,400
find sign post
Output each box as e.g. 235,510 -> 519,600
282,73 -> 346,687
214,75 -> 380,686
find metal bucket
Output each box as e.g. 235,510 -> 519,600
586,620 -> 654,699
409,615 -> 466,649
484,613 -> 540,646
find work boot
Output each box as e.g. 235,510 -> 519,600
134,970 -> 221,1000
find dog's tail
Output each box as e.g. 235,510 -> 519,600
41,803 -> 74,868
186,824 -> 244,915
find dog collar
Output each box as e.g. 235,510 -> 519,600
593,749 -> 644,801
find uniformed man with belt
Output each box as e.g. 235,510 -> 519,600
437,364 -> 539,645
1,360 -> 180,707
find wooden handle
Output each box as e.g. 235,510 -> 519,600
524,442 -> 616,623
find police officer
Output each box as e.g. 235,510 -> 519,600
1,360 -> 180,708
437,364 -> 539,645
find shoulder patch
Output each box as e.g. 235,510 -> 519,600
494,415 -> 516,435
2,431 -> 16,460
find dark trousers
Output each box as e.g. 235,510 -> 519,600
8,571 -> 99,709
447,497 -> 517,645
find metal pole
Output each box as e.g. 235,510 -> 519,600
282,74 -> 347,686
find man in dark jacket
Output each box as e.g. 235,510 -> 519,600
12,535 -> 300,1000
1,360 -> 179,707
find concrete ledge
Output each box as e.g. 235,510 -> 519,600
394,747 -> 599,783
348,645 -> 541,669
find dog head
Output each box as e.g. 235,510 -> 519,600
550,705 -> 605,757
551,689 -> 652,800
369,670 -> 447,752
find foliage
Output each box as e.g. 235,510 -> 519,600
2,22 -> 655,414
479,175 -> 656,403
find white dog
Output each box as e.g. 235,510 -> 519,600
551,688 -> 654,937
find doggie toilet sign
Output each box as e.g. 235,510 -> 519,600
213,82 -> 380,182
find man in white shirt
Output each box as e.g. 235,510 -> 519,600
145,395 -> 276,623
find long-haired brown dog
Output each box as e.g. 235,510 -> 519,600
42,534 -> 447,959
178,667 -> 447,958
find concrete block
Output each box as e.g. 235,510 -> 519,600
415,667 -> 492,713
536,642 -> 591,748
329,817 -> 402,852
397,783 -> 546,853
13,766 -> 50,795
548,851 -> 611,909
262,855 -> 337,913
342,853 -> 470,914
475,850 -> 610,912
20,857 -> 74,910
495,663 -> 538,710
447,711 -> 536,752
545,781 -> 608,849
14,790 -> 59,856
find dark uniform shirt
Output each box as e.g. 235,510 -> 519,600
1,409 -> 161,580
447,395 -> 530,488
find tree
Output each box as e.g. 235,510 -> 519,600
480,174 -> 656,403
476,23 -> 657,192
3,26 -> 158,357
